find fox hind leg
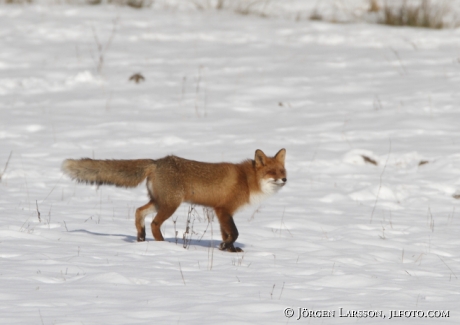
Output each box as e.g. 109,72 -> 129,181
214,208 -> 243,253
151,205 -> 179,242
135,201 -> 155,242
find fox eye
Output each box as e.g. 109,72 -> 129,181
267,169 -> 276,176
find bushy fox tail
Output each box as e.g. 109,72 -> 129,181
61,158 -> 155,187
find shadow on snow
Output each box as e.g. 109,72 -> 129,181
68,229 -> 245,250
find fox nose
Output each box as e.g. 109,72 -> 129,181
282,178 -> 287,183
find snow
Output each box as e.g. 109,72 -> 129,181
1,2 -> 460,324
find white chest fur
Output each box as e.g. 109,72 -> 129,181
249,178 -> 282,207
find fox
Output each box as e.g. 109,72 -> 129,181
61,149 -> 287,252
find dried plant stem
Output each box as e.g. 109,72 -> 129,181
0,151 -> 12,183
370,139 -> 391,223
39,309 -> 45,325
390,47 -> 407,75
194,66 -> 203,117
179,262 -> 186,285
41,174 -> 64,203
437,255 -> 458,280
278,282 -> 285,300
91,17 -> 119,73
36,200 -> 41,223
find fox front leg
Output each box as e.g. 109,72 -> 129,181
215,208 -> 243,252
219,242 -> 243,253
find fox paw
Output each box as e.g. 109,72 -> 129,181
219,242 -> 243,253
137,229 -> 146,242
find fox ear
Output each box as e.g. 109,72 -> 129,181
255,149 -> 267,167
274,148 -> 286,165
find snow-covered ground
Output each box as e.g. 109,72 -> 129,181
1,2 -> 460,324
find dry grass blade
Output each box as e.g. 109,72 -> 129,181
362,155 -> 378,166
4,0 -> 32,3
368,0 -> 380,12
179,262 -> 186,285
370,140 -> 391,223
379,0 -> 448,29
235,0 -> 270,16
101,0 -> 153,8
0,151 -> 13,183
91,17 -> 119,73
437,255 -> 458,280
36,200 -> 41,223
129,73 -> 145,83
309,9 -> 323,21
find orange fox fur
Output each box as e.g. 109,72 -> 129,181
61,149 -> 287,252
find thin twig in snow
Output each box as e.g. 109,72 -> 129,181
194,66 -> 203,117
36,200 -> 41,223
278,282 -> 285,300
41,174 -> 64,204
39,309 -> 45,325
390,47 -> 407,75
370,139 -> 391,224
179,262 -> 186,285
437,255 -> 458,280
91,17 -> 119,73
0,151 -> 12,183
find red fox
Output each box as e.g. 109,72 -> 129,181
61,149 -> 286,252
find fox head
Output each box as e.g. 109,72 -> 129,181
254,148 -> 287,195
